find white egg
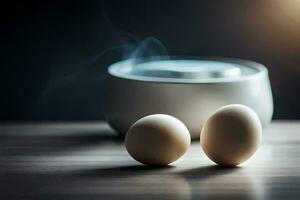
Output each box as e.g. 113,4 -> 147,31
200,104 -> 262,166
125,114 -> 191,166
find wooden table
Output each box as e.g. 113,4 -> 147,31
0,121 -> 300,200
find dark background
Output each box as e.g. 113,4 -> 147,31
2,0 -> 300,121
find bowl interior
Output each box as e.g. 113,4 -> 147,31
108,58 -> 265,83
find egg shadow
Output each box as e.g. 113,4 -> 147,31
67,164 -> 175,179
177,165 -> 241,180
177,165 -> 265,200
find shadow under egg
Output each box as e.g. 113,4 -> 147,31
177,165 -> 265,200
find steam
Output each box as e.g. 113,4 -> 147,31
124,37 -> 169,61
88,37 -> 169,67
100,1 -> 169,62
34,36 -> 169,118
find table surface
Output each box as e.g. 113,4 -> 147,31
0,121 -> 300,200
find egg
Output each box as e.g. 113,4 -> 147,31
200,104 -> 262,166
125,114 -> 191,166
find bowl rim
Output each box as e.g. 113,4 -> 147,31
107,56 -> 268,84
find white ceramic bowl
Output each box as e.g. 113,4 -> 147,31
103,57 -> 273,139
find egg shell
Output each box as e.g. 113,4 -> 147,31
200,104 -> 262,166
125,114 -> 191,166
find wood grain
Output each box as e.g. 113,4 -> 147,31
0,121 -> 299,200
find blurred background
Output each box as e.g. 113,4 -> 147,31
2,0 -> 300,121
